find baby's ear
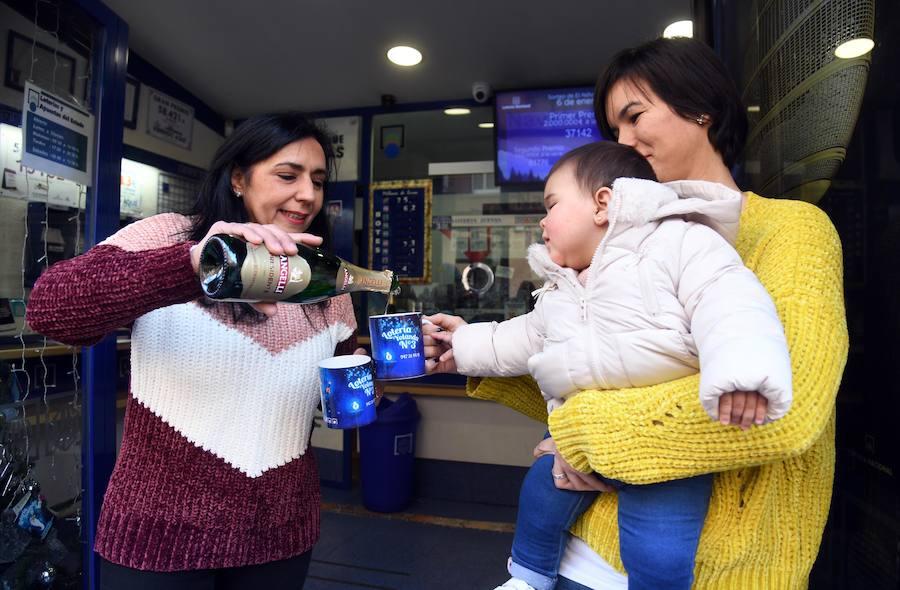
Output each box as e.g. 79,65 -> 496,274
593,187 -> 612,226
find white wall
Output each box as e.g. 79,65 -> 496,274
414,396 -> 546,467
123,84 -> 223,169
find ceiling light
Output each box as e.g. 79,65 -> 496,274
444,108 -> 471,116
478,122 -> 494,128
835,38 -> 874,59
663,20 -> 693,39
387,46 -> 423,67
747,105 -> 761,113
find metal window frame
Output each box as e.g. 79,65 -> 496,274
65,2 -> 128,589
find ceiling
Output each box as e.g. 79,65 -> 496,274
101,0 -> 691,119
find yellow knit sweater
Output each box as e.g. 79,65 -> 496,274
467,193 -> 848,589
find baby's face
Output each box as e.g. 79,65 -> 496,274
540,164 -> 606,270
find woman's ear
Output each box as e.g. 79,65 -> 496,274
593,187 -> 612,226
230,167 -> 245,197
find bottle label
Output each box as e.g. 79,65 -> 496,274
240,244 -> 313,300
339,264 -> 395,294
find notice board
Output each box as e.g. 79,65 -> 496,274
368,180 -> 432,283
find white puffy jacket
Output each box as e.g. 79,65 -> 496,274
451,178 -> 792,422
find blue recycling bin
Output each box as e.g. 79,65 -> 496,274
358,393 -> 420,512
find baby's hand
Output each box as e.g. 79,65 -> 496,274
424,341 -> 458,374
422,315 -> 452,359
718,391 -> 768,431
423,313 -> 468,334
422,313 -> 466,374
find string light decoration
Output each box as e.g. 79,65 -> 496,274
1,0 -> 93,587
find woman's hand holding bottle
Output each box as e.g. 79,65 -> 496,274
190,221 -> 323,317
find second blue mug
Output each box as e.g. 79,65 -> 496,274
318,354 -> 377,429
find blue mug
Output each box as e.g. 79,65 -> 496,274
368,312 -> 427,380
318,355 -> 377,429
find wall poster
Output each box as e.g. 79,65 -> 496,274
368,180 -> 432,283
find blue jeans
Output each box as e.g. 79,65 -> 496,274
510,454 -> 712,590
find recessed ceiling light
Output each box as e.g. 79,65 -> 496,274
387,46 -> 422,67
478,122 -> 494,129
444,108 -> 471,116
747,105 -> 761,113
663,20 -> 693,38
835,38 -> 874,59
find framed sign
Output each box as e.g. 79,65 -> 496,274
21,82 -> 94,187
315,116 -> 360,182
369,180 -> 432,283
147,88 -> 194,149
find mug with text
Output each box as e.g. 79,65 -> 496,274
368,312 -> 427,380
318,354 -> 377,429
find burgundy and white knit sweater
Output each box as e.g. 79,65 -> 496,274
26,213 -> 357,571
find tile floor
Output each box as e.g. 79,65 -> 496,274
307,487 -> 517,589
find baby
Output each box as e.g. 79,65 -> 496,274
426,141 -> 792,590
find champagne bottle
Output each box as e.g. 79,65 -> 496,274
199,234 -> 400,304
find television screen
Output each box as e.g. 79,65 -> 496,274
494,86 -> 601,187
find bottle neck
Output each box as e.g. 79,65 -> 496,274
341,262 -> 398,295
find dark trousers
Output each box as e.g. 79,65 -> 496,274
99,551 -> 312,590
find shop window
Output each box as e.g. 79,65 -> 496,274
368,108 -> 547,326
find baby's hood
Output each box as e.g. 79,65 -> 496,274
526,178 -> 743,283
526,242 -> 572,283
609,178 -> 743,244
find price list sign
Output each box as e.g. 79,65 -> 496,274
21,82 -> 94,187
368,180 -> 432,283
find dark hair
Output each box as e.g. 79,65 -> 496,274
548,141 -> 657,193
594,37 -> 748,168
187,112 -> 335,321
188,112 -> 335,249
